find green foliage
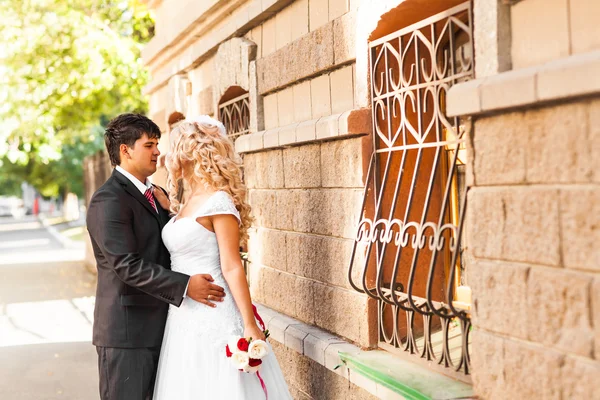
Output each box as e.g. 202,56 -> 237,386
0,0 -> 154,197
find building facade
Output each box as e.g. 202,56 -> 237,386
114,0 -> 599,398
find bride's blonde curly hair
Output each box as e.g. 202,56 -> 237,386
166,120 -> 253,243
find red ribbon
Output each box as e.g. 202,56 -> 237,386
252,304 -> 265,331
257,371 -> 268,400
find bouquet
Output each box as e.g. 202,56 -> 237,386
225,305 -> 270,398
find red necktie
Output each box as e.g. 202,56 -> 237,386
144,187 -> 158,213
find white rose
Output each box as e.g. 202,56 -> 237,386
248,339 -> 269,360
230,351 -> 249,370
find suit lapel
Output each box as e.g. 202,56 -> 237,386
113,170 -> 160,222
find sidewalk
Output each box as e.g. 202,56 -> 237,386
0,216 -> 98,400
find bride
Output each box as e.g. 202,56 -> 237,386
153,116 -> 292,399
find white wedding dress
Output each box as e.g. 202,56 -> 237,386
153,191 -> 292,399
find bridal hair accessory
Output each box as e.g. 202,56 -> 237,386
187,115 -> 227,137
225,305 -> 270,399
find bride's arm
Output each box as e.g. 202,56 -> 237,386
213,214 -> 265,341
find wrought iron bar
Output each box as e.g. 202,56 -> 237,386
348,2 -> 474,377
218,93 -> 250,138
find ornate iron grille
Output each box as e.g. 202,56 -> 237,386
218,93 -> 250,138
348,2 -> 473,377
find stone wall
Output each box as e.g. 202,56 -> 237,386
451,0 -> 600,398
467,100 -> 600,399
244,136 -> 378,349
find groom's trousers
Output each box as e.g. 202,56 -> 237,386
97,346 -> 160,400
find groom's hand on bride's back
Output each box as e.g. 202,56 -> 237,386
187,274 -> 226,307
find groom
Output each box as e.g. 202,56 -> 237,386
86,113 -> 226,400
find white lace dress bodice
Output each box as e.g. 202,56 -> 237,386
153,191 -> 291,400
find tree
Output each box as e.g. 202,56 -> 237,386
0,0 -> 154,197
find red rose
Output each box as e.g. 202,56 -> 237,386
249,358 -> 262,367
225,345 -> 233,357
237,338 -> 249,352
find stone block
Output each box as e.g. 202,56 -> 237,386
248,131 -> 264,152
275,190 -> 296,231
560,187 -> 600,272
277,87 -> 295,126
262,16 -> 277,57
248,61 -> 264,133
324,341 -> 359,375
503,337 -> 564,400
296,119 -> 318,143
590,99 -> 600,183
468,187 -> 561,266
283,143 -> 321,188
470,330 -> 507,400
473,113 -> 527,185
259,267 -> 296,317
470,260 -> 529,340
466,188 -> 506,260
290,0 -> 309,41
569,0 -> 600,55
293,81 -> 312,123
329,0 -> 348,20
248,189 -> 278,228
473,0 -> 512,78
278,122 -> 298,146
480,66 -> 537,111
321,137 -> 365,188
330,65 -> 354,114
311,74 -> 332,119
316,114 -> 340,139
275,5 -> 292,50
246,150 -> 284,189
293,276 -> 315,323
594,278 -> 600,360
527,268 -> 594,357
284,325 -> 308,354
263,128 -> 280,148
333,10 -> 356,64
511,0 -> 570,69
235,134 -> 251,154
294,21 -> 335,79
309,0 -> 329,31
313,189 -> 363,239
537,51 -> 600,102
256,52 -> 282,94
197,86 -> 214,116
304,333 -> 345,365
263,93 -> 279,129
248,227 -> 287,271
286,232 -> 356,287
526,103 -> 593,184
257,21 -> 334,94
314,283 -> 371,346
561,356 -> 600,400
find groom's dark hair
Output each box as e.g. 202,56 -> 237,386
104,113 -> 161,166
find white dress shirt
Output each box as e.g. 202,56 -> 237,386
114,166 -> 190,297
115,165 -> 152,194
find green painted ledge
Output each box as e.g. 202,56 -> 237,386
339,350 -> 475,400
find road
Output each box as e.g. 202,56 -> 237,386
0,215 -> 98,400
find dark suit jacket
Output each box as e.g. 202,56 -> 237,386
86,169 -> 189,348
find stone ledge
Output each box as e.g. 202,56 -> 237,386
255,303 -> 473,400
447,50 -> 600,117
254,304 -> 392,399
235,108 -> 371,154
